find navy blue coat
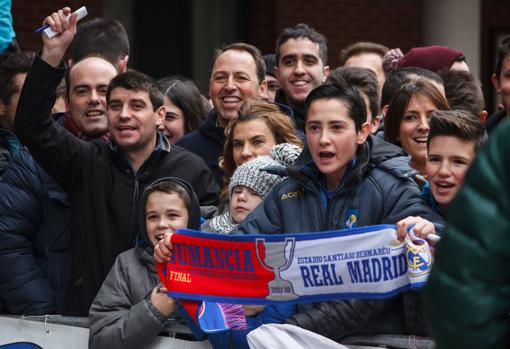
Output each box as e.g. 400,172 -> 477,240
0,128 -> 21,177
0,147 -> 71,314
236,136 -> 445,340
177,110 -> 225,187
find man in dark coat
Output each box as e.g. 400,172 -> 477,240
0,56 -> 118,315
14,8 -> 219,316
177,42 -> 268,186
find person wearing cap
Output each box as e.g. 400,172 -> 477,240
383,45 -> 470,74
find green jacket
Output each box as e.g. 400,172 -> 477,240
424,121 -> 510,349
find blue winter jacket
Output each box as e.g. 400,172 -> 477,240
0,147 -> 71,314
0,127 -> 21,177
235,135 -> 445,340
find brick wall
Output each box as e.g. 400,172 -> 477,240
11,0 -> 103,52
250,0 -> 424,68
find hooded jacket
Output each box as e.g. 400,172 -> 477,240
89,177 -> 202,349
236,135 -> 445,340
14,55 -> 219,316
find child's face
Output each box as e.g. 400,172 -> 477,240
230,186 -> 263,224
146,191 -> 189,246
427,136 -> 476,206
306,98 -> 370,189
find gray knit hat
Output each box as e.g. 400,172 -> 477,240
229,156 -> 284,200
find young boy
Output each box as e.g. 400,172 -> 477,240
424,110 -> 486,213
234,83 -> 444,340
88,177 -> 201,349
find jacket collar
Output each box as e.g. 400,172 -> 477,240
198,109 -> 226,143
275,89 -> 306,131
109,132 -> 170,173
0,127 -> 21,154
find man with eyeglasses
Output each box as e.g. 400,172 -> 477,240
177,43 -> 268,186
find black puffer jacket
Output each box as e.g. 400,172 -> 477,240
0,147 -> 71,315
237,135 -> 444,339
0,128 -> 21,177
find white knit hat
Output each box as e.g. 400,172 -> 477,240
229,156 -> 283,200
229,143 -> 302,199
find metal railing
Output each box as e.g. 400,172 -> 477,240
2,315 -> 436,348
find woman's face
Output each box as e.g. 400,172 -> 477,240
161,96 -> 186,144
398,95 -> 437,172
232,119 -> 277,166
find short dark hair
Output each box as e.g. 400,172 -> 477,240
275,23 -> 328,66
0,51 -> 34,105
263,54 -> 277,77
143,180 -> 191,211
107,71 -> 163,110
495,35 -> 510,80
158,76 -> 208,134
326,66 -> 379,123
339,41 -> 389,66
212,42 -> 266,83
381,67 -> 444,108
306,83 -> 367,131
439,70 -> 485,118
384,79 -> 450,146
70,17 -> 129,69
428,110 -> 486,152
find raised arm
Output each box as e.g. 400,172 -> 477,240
14,8 -> 92,194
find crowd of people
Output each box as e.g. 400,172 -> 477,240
0,5 -> 509,349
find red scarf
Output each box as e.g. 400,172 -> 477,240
63,112 -> 110,142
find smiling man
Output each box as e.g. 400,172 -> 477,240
274,23 -> 329,132
0,54 -> 116,316
14,7 -> 218,316
178,43 -> 267,186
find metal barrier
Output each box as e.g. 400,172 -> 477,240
1,315 -> 436,349
341,334 -> 436,349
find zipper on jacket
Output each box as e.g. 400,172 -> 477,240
132,175 -> 139,204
